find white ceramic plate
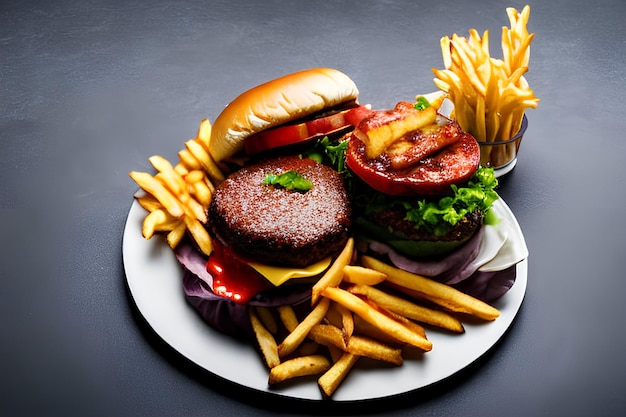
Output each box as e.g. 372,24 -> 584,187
122,197 -> 527,401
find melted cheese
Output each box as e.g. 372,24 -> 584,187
247,257 -> 332,286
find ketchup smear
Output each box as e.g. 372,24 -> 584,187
206,240 -> 274,303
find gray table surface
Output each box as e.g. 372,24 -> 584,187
3,0 -> 625,416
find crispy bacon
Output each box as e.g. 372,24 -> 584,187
385,120 -> 462,170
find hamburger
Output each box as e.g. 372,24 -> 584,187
345,98 -> 499,258
208,67 -> 371,167
343,96 -> 504,294
176,68 -> 371,338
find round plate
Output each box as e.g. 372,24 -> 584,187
122,197 -> 527,401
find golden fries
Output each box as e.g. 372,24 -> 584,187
321,287 -> 432,351
361,256 -> 500,321
342,265 -> 387,285
278,298 -> 330,358
308,324 -> 402,365
255,306 -> 279,335
268,355 -> 331,386
249,308 -> 280,369
242,248 -> 505,398
348,284 -> 465,333
129,119 -> 225,256
311,237 -> 354,305
318,352 -> 359,399
346,334 -> 403,365
277,305 -> 299,332
433,5 -> 538,167
129,171 -> 185,219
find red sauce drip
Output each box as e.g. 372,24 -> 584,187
206,240 -> 274,304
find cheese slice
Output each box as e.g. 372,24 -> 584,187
248,257 -> 332,287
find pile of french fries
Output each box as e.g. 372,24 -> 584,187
249,238 -> 500,398
433,5 -> 539,168
129,119 -> 225,256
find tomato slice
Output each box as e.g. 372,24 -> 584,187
345,131 -> 480,196
244,105 -> 372,155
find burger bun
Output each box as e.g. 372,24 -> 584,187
209,68 -> 359,163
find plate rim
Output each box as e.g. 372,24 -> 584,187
122,196 -> 527,401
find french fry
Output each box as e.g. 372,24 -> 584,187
318,353 -> 359,399
268,355 -> 331,386
129,171 -> 185,219
190,179 -> 212,208
178,148 -> 203,171
144,208 -> 182,237
348,284 -> 465,333
308,324 -> 402,365
308,324 -> 347,350
321,287 -> 432,351
183,169 -> 205,184
311,237 -> 354,305
255,306 -> 278,335
150,155 -> 188,198
185,139 -> 225,185
278,298 -> 330,358
173,162 -> 189,177
336,303 -> 355,344
142,209 -> 168,239
346,334 -> 402,365
324,302 -> 344,329
342,265 -> 387,285
135,193 -> 162,213
296,340 -> 320,356
166,221 -> 186,249
326,344 -> 345,364
361,256 -> 500,321
152,170 -> 207,223
249,308 -> 280,369
365,300 -> 428,340
277,305 -> 299,333
183,216 -> 213,256
196,118 -> 212,147
352,315 -> 401,347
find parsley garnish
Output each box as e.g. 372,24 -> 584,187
303,136 -> 350,174
319,136 -> 349,173
414,96 -> 431,111
262,171 -> 312,192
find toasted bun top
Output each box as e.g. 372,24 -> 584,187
208,68 -> 359,162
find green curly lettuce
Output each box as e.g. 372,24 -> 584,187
402,166 -> 500,235
355,166 -> 499,237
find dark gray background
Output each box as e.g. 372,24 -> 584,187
2,0 -> 625,416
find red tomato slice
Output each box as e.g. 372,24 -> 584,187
345,131 -> 480,196
244,105 -> 372,155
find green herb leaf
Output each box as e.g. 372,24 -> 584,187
414,96 -> 431,111
403,167 -> 499,235
302,136 -> 350,174
358,166 -> 499,237
322,136 -> 350,173
262,171 -> 313,192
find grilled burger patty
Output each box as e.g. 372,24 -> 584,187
209,155 -> 352,267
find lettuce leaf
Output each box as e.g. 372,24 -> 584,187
403,166 -> 499,235
355,166 -> 500,237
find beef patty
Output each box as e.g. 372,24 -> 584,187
209,155 -> 352,267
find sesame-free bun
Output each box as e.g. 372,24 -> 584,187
208,68 -> 359,163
